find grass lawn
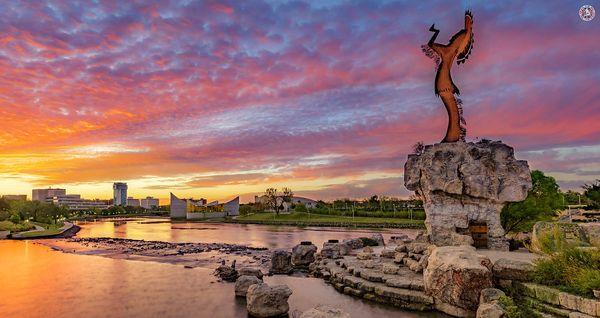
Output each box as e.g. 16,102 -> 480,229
232,212 -> 424,228
0,220 -> 36,232
17,221 -> 66,238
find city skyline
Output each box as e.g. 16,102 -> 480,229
1,1 -> 599,202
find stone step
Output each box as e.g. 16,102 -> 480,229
323,262 -> 434,311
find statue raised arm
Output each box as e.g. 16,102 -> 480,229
422,11 -> 474,142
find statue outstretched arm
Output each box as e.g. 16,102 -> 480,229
427,24 -> 440,46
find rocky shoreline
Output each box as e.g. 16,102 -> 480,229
40,237 -> 272,270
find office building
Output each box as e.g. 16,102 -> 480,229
113,183 -> 128,206
126,197 -> 140,207
47,194 -> 111,211
141,197 -> 159,210
32,188 -> 66,201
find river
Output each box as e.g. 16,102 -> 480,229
0,219 -> 444,318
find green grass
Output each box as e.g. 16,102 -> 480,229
232,212 -> 425,228
18,228 -> 64,238
0,220 -> 35,232
532,247 -> 600,298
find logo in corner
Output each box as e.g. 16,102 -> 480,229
579,5 -> 595,21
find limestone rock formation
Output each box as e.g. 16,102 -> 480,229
424,246 -> 494,317
299,305 -> 351,318
291,242 -> 318,268
235,275 -> 262,297
246,283 -> 293,318
270,249 -> 294,275
530,221 -> 590,254
404,140 -> 531,250
492,258 -> 533,281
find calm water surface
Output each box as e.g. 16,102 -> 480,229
0,220 -> 443,318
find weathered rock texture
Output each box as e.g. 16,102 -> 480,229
424,246 -> 494,317
235,275 -> 262,297
270,249 -> 293,274
291,243 -> 318,268
299,305 -> 351,318
246,283 -> 293,318
404,141 -> 531,250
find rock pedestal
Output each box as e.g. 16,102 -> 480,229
404,140 -> 531,250
424,246 -> 494,317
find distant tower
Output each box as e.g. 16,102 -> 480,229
113,182 -> 128,206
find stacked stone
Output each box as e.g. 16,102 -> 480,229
392,235 -> 432,274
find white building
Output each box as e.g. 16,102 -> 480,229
170,193 -> 239,219
254,195 -> 318,212
140,197 -> 159,210
47,194 -> 110,211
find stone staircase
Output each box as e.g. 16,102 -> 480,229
313,255 -> 434,311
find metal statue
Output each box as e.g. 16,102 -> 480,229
422,11 -> 474,142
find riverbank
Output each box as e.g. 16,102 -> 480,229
228,212 -> 425,229
10,222 -> 80,239
39,237 -> 271,271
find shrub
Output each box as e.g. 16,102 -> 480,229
532,247 -> 600,297
360,237 -> 379,246
294,203 -> 308,213
9,213 -> 21,224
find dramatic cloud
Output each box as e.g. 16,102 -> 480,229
0,1 -> 598,202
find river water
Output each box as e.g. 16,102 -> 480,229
0,219 -> 444,318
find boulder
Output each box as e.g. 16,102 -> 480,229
321,242 -> 347,259
235,275 -> 262,297
404,141 -> 532,250
380,249 -> 396,258
492,258 -> 533,281
299,305 -> 350,318
389,235 -> 410,244
246,283 -> 293,318
382,263 -> 399,275
370,233 -> 385,246
291,243 -> 318,268
424,246 -> 493,315
341,238 -> 364,250
394,252 -> 407,264
476,302 -> 505,318
214,265 -> 238,282
238,267 -> 264,279
270,249 -> 293,274
479,288 -> 506,304
408,242 -> 429,254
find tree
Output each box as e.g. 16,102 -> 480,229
583,180 -> 600,209
281,187 -> 293,210
501,170 -> 564,233
265,188 -> 280,215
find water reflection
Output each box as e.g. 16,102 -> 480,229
0,241 -> 442,318
75,218 -> 419,249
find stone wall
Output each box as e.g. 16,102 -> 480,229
404,140 -> 531,250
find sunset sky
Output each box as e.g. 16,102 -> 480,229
0,1 -> 598,204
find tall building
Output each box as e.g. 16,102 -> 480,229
32,188 -> 66,201
141,197 -> 159,210
113,183 -> 128,206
